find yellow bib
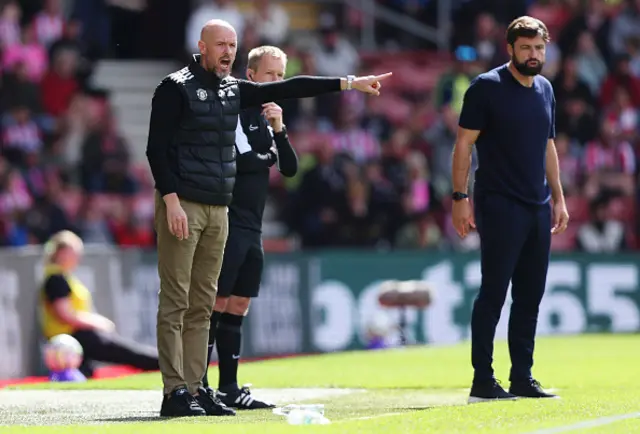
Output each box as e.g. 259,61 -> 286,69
39,265 -> 92,339
451,75 -> 471,115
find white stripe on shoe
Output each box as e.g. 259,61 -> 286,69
237,392 -> 254,407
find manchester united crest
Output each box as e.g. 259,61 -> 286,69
196,88 -> 207,101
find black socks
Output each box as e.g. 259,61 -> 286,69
216,313 -> 244,392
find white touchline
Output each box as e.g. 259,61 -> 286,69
525,412 -> 640,434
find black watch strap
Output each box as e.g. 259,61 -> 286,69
273,125 -> 287,136
452,192 -> 469,201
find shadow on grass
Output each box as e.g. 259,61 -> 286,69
93,415 -> 167,423
392,406 -> 437,412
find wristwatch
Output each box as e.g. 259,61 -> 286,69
452,192 -> 469,201
346,75 -> 355,90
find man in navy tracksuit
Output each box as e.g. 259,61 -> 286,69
201,46 -> 298,410
451,16 -> 570,403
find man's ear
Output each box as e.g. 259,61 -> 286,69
246,68 -> 254,81
506,43 -> 514,57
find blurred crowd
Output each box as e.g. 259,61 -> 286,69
1,0 -> 638,253
0,0 -> 153,248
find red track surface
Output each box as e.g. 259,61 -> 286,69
0,353 -> 315,388
0,365 -> 142,388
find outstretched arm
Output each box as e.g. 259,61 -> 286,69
238,72 -> 392,109
239,76 -> 341,109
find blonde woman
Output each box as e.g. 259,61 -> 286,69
39,230 -> 159,378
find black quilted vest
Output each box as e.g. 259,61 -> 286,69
166,55 -> 240,206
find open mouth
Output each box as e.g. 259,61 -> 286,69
220,58 -> 231,68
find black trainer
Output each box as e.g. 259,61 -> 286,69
160,387 -> 206,417
195,387 -> 237,416
217,383 -> 276,410
468,379 -> 518,404
509,378 -> 558,399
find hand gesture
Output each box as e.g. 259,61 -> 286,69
551,200 -> 569,235
262,102 -> 283,132
452,199 -> 476,238
351,72 -> 393,96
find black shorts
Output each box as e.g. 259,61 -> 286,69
217,227 -> 264,298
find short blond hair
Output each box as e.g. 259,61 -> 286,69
247,45 -> 287,72
44,230 -> 84,264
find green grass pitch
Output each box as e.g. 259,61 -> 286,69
2,334 -> 639,433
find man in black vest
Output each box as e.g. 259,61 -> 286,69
146,19 -> 391,418
201,45 -> 297,411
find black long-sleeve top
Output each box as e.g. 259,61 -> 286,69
146,76 -> 341,197
235,131 -> 297,177
231,106 -> 298,232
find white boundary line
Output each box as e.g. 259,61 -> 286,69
525,412 -> 640,434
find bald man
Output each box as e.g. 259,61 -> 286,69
146,19 -> 391,418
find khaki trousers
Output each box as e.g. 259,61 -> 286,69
154,191 -> 228,395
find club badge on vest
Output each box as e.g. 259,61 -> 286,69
196,88 -> 207,101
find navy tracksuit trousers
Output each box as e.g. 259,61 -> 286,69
471,192 -> 551,382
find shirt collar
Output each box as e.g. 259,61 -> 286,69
189,54 -> 222,89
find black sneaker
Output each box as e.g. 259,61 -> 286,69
509,378 -> 558,399
468,379 -> 518,404
195,387 -> 237,416
160,387 -> 206,417
217,383 -> 276,410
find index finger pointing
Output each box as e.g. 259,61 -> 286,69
374,72 -> 393,81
